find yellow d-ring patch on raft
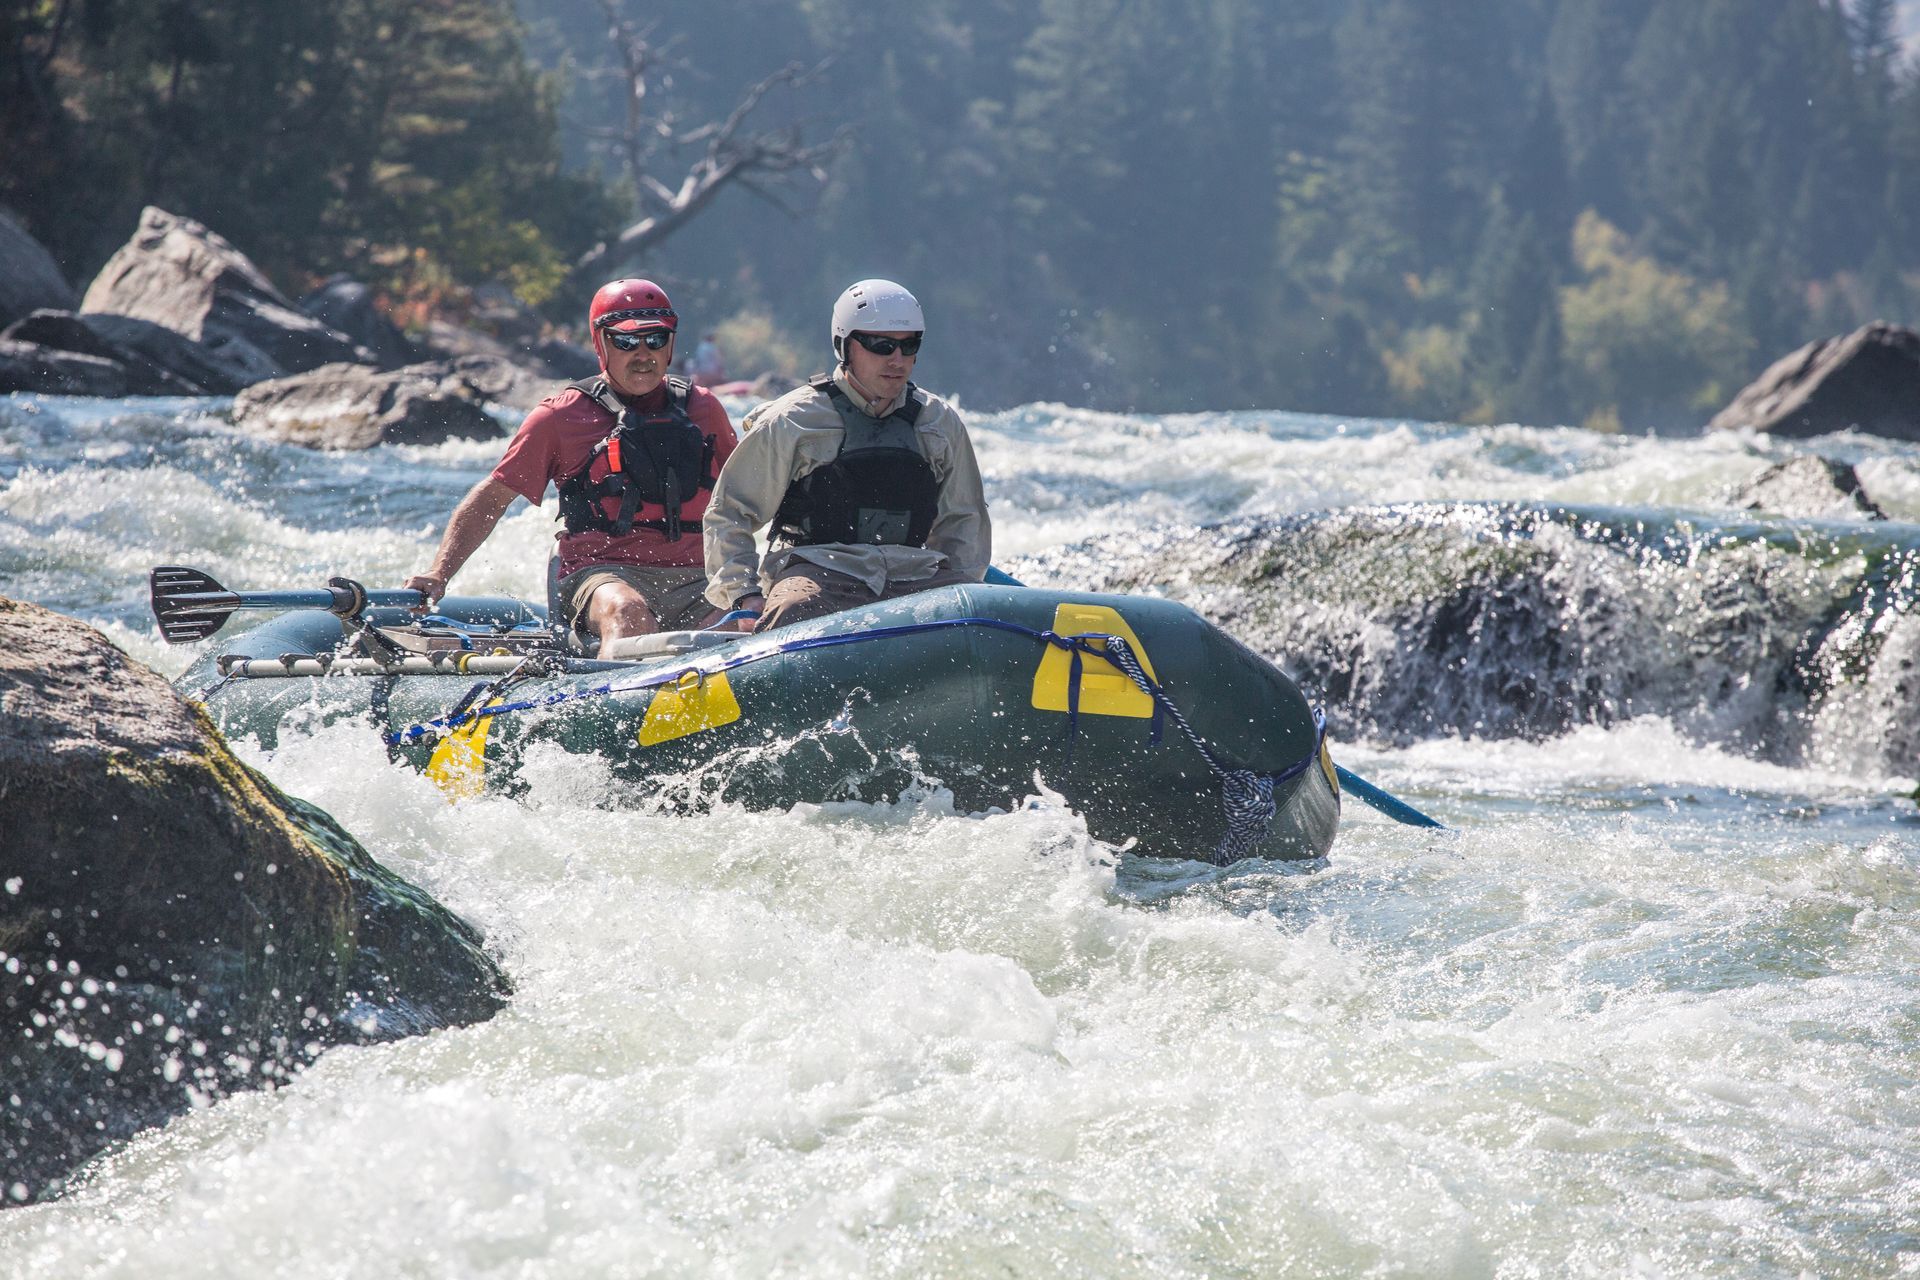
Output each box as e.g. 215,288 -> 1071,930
1031,604 -> 1159,719
1320,740 -> 1339,794
639,669 -> 741,746
426,698 -> 501,801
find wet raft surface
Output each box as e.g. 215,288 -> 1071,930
182,585 -> 1340,863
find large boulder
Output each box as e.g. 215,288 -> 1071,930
77,312 -> 262,394
1724,456 -> 1886,521
229,360 -> 507,449
298,275 -> 422,371
0,339 -> 131,397
0,598 -> 511,1203
0,209 -> 77,329
80,207 -> 373,388
1,311 -> 206,395
1708,323 -> 1920,440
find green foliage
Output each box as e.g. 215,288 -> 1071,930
713,306 -> 808,381
1559,213 -> 1751,426
9,0 -> 1920,426
4,0 -> 614,311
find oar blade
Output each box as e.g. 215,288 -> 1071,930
149,565 -> 239,644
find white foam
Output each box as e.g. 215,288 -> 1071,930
6,397 -> 1920,1276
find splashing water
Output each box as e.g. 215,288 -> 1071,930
4,392 -> 1919,1276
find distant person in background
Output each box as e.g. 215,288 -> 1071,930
703,278 -> 990,633
688,332 -> 727,387
405,279 -> 738,645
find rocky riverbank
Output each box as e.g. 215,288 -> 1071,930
0,206 -> 595,446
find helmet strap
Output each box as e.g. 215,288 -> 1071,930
842,364 -> 892,410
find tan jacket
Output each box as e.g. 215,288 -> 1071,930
703,370 -> 991,609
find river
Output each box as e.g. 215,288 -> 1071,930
2,391 -> 1917,1276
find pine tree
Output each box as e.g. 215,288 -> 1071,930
1544,0 -> 1656,225
1466,200 -> 1563,423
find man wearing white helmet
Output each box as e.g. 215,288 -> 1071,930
703,279 -> 990,631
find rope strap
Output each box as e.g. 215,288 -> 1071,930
1095,635 -> 1322,864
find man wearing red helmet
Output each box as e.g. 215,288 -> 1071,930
405,279 -> 738,645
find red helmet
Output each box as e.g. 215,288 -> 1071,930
588,278 -> 677,365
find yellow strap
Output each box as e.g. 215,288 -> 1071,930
639,670 -> 742,745
425,698 -> 499,801
1030,604 -> 1158,719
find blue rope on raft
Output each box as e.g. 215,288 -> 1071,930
388,615 -> 1328,864
1095,635 -> 1327,862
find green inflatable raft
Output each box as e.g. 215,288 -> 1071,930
154,567 -> 1344,862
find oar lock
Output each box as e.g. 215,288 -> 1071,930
324,576 -> 371,620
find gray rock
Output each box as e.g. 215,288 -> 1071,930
424,319 -> 598,384
0,338 -> 131,397
0,209 -> 77,329
298,275 -> 421,370
440,353 -> 567,413
1708,323 -> 1920,440
1,311 -> 204,395
80,207 -> 373,387
230,360 -> 508,449
1012,502 -> 1920,773
78,312 -> 251,394
0,597 -> 509,1204
1725,456 -> 1886,521
421,318 -> 522,364
529,336 -> 599,380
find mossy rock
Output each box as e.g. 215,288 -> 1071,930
0,597 -> 510,1204
1016,502 -> 1920,761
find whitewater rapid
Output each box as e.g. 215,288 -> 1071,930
3,392 -> 1918,1276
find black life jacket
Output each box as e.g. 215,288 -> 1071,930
769,375 -> 941,549
555,376 -> 713,541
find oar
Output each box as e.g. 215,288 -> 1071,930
1335,764 -> 1444,828
150,565 -> 424,644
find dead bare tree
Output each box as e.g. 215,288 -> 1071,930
573,0 -> 850,277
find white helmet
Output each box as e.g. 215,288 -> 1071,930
831,279 -> 924,358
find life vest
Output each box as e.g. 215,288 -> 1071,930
770,375 -> 941,549
555,376 -> 714,540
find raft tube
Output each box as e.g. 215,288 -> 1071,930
177,584 -> 1340,862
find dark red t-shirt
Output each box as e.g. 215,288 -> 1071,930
491,381 -> 738,577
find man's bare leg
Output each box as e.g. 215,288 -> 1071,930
585,581 -> 660,644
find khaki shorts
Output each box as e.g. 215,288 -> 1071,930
756,561 -> 975,633
559,564 -> 714,636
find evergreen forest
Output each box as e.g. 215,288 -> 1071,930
8,0 -> 1920,428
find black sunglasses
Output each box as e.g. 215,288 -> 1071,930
848,332 -> 922,357
604,328 -> 673,352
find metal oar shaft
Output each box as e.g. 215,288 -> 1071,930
1335,764 -> 1444,828
152,565 -> 426,643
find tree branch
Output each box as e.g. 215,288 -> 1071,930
572,21 -> 847,277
